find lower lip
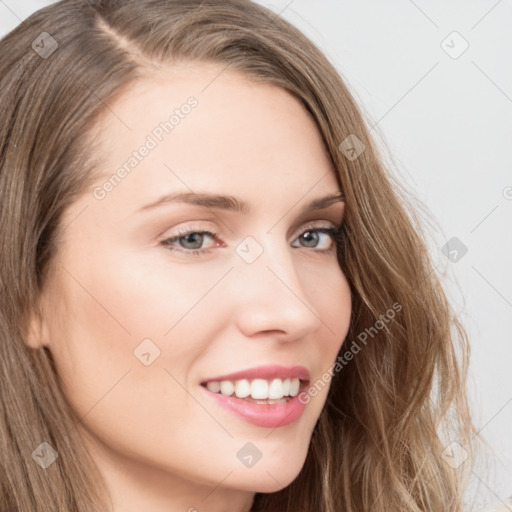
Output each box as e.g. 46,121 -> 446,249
201,384 -> 308,428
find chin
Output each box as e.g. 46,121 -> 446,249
231,451 -> 307,493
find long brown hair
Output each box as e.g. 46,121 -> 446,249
0,1 -> 475,510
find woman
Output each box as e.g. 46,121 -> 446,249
0,0 -> 475,510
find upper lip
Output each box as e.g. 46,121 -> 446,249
201,365 -> 310,383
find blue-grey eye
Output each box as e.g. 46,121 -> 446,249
178,232 -> 205,250
300,230 -> 320,248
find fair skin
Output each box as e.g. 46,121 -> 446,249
28,62 -> 351,512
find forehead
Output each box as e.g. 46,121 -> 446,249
85,62 -> 338,214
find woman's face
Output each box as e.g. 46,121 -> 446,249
33,62 -> 351,508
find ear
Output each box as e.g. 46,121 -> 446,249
24,303 -> 50,349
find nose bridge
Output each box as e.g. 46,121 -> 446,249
230,233 -> 321,338
234,233 -> 302,293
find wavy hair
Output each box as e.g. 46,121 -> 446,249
0,0 -> 474,510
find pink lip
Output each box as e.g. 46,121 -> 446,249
200,365 -> 310,428
201,381 -> 309,428
201,365 -> 310,383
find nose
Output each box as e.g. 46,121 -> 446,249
228,238 -> 325,342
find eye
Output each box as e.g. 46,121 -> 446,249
160,223 -> 342,257
160,228 -> 221,256
291,225 -> 341,252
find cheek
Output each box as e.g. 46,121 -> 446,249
48,245 -> 237,412
45,257 -> 224,471
302,257 -> 352,345
321,273 -> 351,336
43,252 -> 180,415
299,262 -> 352,408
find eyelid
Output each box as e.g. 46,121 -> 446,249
159,221 -> 218,241
296,220 -> 340,233
160,219 -> 341,242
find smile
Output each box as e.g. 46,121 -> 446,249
202,377 -> 301,401
200,365 -> 310,428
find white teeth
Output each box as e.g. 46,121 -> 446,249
268,378 -> 284,399
206,381 -> 221,393
235,379 -> 251,398
289,378 -> 300,397
220,380 -> 235,396
204,377 -> 301,400
282,378 -> 291,396
251,379 -> 269,399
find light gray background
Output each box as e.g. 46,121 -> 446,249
1,1 -> 511,510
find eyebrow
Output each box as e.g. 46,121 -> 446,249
137,191 -> 345,215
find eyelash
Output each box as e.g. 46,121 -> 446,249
160,223 -> 343,257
